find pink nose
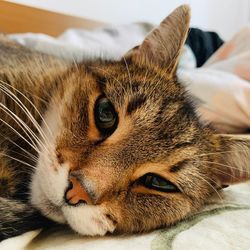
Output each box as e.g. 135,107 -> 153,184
65,177 -> 92,205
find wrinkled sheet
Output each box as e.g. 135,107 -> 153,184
1,24 -> 250,250
179,26 -> 250,133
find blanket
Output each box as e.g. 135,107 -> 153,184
1,24 -> 250,250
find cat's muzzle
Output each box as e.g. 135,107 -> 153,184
64,176 -> 92,206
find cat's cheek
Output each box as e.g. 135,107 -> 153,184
30,174 -> 66,223
30,156 -> 69,223
32,153 -> 69,207
62,205 -> 116,236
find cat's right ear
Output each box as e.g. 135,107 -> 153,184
212,134 -> 250,186
125,5 -> 191,75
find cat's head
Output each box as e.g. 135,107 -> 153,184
31,5 -> 250,235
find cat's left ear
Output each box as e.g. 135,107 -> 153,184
213,134 -> 250,186
125,5 -> 191,75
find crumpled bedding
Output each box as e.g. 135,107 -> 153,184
8,23 -> 154,61
1,23 -> 250,250
179,26 -> 250,133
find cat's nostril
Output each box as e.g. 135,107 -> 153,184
68,180 -> 73,190
56,152 -> 64,164
64,177 -> 91,206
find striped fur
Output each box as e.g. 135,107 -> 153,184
1,5 -> 250,240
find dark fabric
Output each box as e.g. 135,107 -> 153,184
185,28 -> 224,67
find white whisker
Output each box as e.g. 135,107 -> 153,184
0,82 -> 52,145
8,149 -> 37,163
0,132 -> 38,162
0,117 -> 41,155
0,80 -> 52,136
0,152 -> 35,170
192,149 -> 250,159
191,172 -> 224,203
123,57 -> 133,95
0,103 -> 48,154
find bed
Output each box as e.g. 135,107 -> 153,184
0,1 -> 250,250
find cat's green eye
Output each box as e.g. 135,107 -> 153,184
94,97 -> 118,136
142,174 -> 179,192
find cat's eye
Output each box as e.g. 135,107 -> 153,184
140,174 -> 179,192
94,97 -> 118,136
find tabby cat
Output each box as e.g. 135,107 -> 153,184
0,5 -> 249,240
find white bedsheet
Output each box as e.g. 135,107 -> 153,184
9,23 -> 153,61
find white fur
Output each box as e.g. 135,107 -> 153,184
62,205 -> 116,236
30,97 -> 116,235
30,175 -> 65,223
31,96 -> 67,205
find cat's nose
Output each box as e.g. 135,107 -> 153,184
65,176 -> 92,206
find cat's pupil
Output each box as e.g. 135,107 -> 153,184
152,176 -> 167,187
143,174 -> 179,192
151,177 -> 176,190
98,103 -> 114,123
94,97 -> 117,135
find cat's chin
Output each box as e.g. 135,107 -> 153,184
62,205 -> 116,236
33,194 -> 116,236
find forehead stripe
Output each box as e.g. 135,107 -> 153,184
127,94 -> 147,115
169,159 -> 189,173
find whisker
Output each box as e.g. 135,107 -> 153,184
192,149 -> 250,159
123,57 -> 133,95
0,152 -> 35,170
0,132 -> 38,162
0,80 -> 51,134
0,117 -> 41,155
0,85 -> 54,158
197,160 -> 250,182
0,103 -> 47,154
197,160 -> 250,174
0,103 -> 38,145
7,149 -> 37,163
0,85 -> 51,147
192,172 -> 224,203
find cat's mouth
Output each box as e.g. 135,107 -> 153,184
31,179 -> 66,224
42,197 -> 66,223
30,160 -> 68,223
31,163 -> 116,236
37,188 -> 116,236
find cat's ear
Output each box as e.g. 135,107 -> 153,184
125,5 -> 191,75
213,134 -> 250,186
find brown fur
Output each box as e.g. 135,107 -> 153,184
0,5 -> 250,239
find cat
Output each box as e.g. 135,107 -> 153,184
0,5 -> 250,240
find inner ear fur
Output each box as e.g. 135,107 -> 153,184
213,134 -> 250,186
125,5 -> 191,75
